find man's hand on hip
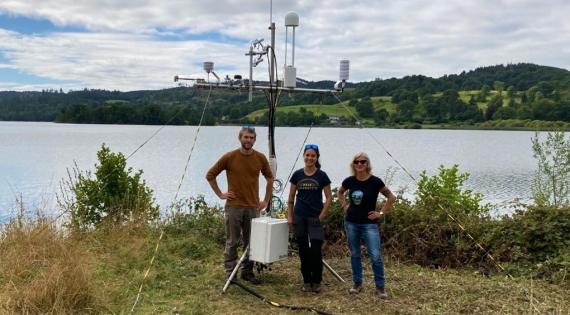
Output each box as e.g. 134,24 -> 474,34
220,191 -> 237,200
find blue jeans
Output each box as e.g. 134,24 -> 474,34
345,220 -> 385,288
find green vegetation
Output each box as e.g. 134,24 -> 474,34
531,131 -> 570,207
1,63 -> 569,129
3,208 -> 569,314
59,144 -> 159,229
1,132 -> 569,313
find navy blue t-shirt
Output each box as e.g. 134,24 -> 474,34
290,168 -> 331,218
341,175 -> 385,224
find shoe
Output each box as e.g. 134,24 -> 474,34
376,286 -> 388,299
312,283 -> 321,293
349,284 -> 362,294
302,283 -> 312,292
241,273 -> 261,285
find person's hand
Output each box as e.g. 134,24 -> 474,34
220,191 -> 237,200
287,217 -> 293,232
319,213 -> 326,222
368,211 -> 383,220
258,200 -> 268,211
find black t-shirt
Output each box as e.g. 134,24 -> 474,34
290,168 -> 331,218
341,175 -> 385,224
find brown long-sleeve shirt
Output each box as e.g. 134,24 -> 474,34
206,149 -> 273,208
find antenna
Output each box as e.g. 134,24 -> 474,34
173,9 -> 350,294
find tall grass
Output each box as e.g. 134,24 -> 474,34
0,210 -> 96,314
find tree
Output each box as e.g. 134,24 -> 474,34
61,144 -> 159,229
478,84 -> 491,102
396,100 -> 416,122
493,81 -> 505,96
485,95 -> 503,120
506,85 -> 516,98
374,108 -> 389,125
531,131 -> 570,208
355,97 -> 374,118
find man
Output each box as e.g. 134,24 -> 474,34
206,126 -> 274,285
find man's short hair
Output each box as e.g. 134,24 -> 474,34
239,126 -> 256,139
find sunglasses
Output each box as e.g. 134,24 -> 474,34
241,125 -> 255,131
304,144 -> 319,150
353,159 -> 368,165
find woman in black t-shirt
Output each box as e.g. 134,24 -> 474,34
339,152 -> 396,298
287,144 -> 332,293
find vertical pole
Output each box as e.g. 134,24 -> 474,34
270,22 -> 276,88
292,27 -> 295,67
269,22 -> 276,156
267,21 -> 277,217
249,46 -> 253,102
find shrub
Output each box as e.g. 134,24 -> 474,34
531,131 -> 570,208
166,195 -> 225,246
488,206 -> 570,283
416,164 -> 489,218
382,165 -> 493,268
60,144 -> 159,230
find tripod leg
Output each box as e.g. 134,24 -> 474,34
222,245 -> 249,293
323,259 -> 345,282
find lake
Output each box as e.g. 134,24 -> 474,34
0,121 -> 542,221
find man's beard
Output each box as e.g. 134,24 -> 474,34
241,143 -> 253,150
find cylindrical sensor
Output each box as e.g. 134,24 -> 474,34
339,60 -> 350,81
203,61 -> 214,73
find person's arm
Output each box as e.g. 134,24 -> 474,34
205,154 -> 236,200
319,185 -> 333,222
258,175 -> 274,210
368,186 -> 396,220
258,155 -> 274,210
338,186 -> 349,211
207,178 -> 236,200
287,184 -> 296,228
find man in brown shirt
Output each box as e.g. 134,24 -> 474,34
206,126 -> 274,284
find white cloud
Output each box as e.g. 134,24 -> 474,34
0,0 -> 569,90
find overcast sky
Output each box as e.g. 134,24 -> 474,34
0,0 -> 569,91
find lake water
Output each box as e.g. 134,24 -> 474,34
0,121 -> 542,221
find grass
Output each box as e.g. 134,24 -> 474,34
2,213 -> 569,314
247,104 -> 358,120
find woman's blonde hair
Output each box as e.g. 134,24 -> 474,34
350,152 -> 373,176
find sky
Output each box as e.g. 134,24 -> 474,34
0,0 -> 569,91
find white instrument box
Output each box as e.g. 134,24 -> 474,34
249,217 -> 289,264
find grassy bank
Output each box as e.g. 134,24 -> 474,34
1,210 -> 569,314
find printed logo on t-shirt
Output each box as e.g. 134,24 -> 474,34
351,190 -> 363,205
298,178 -> 319,190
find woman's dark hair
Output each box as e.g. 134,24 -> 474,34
304,147 -> 321,169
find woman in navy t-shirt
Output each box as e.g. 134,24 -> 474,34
339,152 -> 396,298
287,144 -> 332,293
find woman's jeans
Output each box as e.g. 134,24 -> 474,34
345,220 -> 385,288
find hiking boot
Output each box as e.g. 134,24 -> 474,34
376,286 -> 388,299
241,273 -> 261,285
312,283 -> 322,293
349,284 -> 362,294
301,283 -> 313,292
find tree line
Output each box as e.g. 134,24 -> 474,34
1,63 -> 569,126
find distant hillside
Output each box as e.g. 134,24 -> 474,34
1,63 -> 569,127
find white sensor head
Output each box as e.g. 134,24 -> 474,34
339,60 -> 350,81
285,12 -> 299,27
203,61 -> 214,73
